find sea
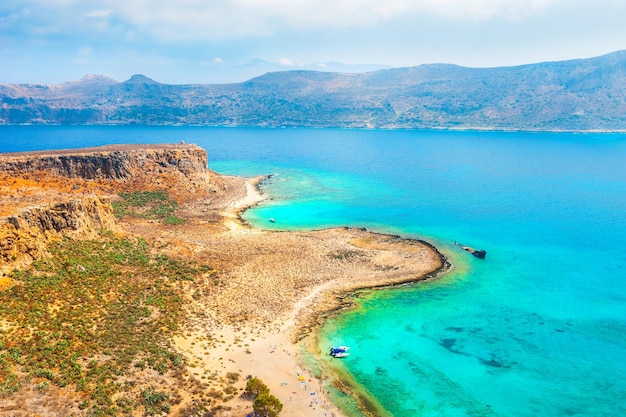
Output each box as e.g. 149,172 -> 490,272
1,125 -> 626,417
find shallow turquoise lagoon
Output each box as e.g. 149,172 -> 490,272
2,126 -> 626,416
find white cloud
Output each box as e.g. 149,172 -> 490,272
425,0 -> 555,21
3,0 -> 625,84
113,0 -> 556,39
77,46 -> 92,57
8,0 -> 555,42
84,9 -> 114,19
73,46 -> 92,65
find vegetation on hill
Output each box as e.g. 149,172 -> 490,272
112,190 -> 186,225
0,231 -> 211,415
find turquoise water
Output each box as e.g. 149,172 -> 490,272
2,126 -> 626,416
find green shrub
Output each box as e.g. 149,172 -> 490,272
113,190 -> 186,224
142,388 -> 170,415
253,392 -> 283,417
0,232 -> 211,413
245,377 -> 269,398
244,377 -> 283,417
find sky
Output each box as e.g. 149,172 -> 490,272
1,0 -> 626,85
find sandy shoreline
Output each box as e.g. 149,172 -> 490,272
172,176 -> 449,417
166,177 -> 348,417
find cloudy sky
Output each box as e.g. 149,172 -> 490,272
1,0 -> 626,84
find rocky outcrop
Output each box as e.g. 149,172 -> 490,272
0,144 -> 211,190
0,143 -> 216,274
0,196 -> 116,274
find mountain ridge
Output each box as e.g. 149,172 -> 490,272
2,50 -> 626,131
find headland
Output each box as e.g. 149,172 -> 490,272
0,144 -> 447,417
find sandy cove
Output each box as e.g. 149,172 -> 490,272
148,175 -> 449,417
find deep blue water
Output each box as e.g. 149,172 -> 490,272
2,125 -> 626,416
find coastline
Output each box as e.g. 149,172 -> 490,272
0,145 -> 449,417
189,176 -> 450,417
173,176 -> 353,417
2,130 -> 624,417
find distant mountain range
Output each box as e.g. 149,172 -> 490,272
228,59 -> 392,83
2,51 -> 626,131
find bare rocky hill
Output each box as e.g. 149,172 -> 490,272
2,50 -> 626,131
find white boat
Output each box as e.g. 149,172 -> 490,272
330,346 -> 350,357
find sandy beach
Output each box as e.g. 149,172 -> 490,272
153,176 -> 448,417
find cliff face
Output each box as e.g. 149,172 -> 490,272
0,144 -> 212,198
0,143 -> 215,274
0,197 -> 116,273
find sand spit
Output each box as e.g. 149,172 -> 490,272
155,176 -> 448,417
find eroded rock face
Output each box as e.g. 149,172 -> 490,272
0,143 -> 214,274
0,196 -> 116,274
0,143 -> 209,181
6,197 -> 116,233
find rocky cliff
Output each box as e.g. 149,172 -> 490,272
0,143 -> 217,274
0,144 -> 212,197
0,197 -> 116,273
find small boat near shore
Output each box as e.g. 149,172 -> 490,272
329,346 -> 350,358
455,242 -> 486,259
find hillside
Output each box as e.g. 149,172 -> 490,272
0,144 -> 221,274
2,51 -> 626,131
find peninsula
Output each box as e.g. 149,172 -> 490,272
0,144 -> 447,416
